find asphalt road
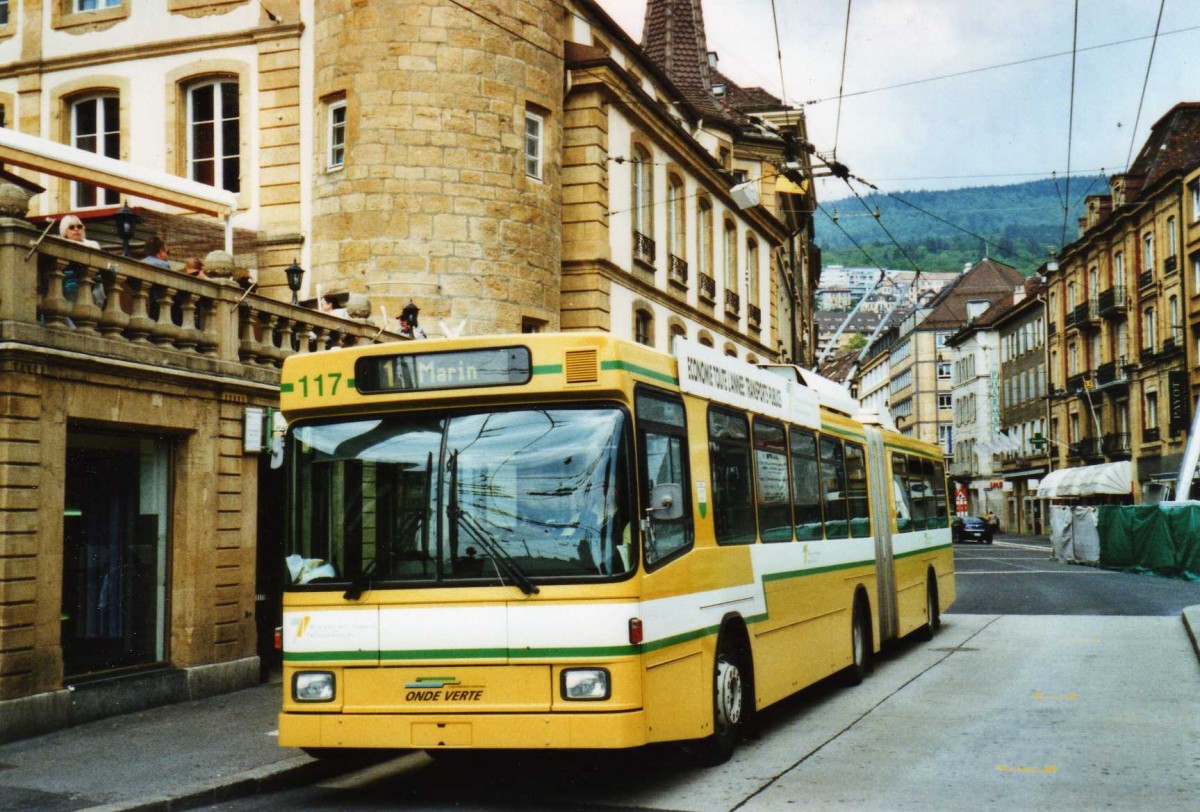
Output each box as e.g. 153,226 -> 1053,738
199,534 -> 1200,811
949,534 -> 1200,616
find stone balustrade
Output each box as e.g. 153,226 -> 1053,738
0,218 -> 404,384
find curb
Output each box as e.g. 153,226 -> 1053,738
83,755 -> 322,812
1183,605 -> 1200,662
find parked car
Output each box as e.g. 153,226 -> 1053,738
953,515 -> 993,544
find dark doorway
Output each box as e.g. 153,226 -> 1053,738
255,453 -> 285,682
62,433 -> 171,678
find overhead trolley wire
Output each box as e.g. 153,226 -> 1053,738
1061,0 -> 1080,250
1124,0 -> 1168,174
803,23 -> 1200,106
831,0 -> 854,158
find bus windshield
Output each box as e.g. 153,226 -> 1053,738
284,406 -> 635,590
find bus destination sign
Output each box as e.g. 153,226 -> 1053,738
355,347 -> 532,393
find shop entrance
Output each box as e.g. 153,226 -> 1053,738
61,431 -> 170,678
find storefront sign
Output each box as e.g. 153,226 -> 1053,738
1168,371 -> 1190,433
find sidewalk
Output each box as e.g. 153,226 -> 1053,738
3,612 -> 1198,812
0,680 -> 325,812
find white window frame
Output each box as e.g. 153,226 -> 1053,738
524,110 -> 543,181
327,98 -> 346,171
76,0 -> 120,9
186,77 -> 240,193
1192,182 -> 1200,222
71,94 -> 120,208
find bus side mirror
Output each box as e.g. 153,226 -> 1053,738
646,483 -> 684,522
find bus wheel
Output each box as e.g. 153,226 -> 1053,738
917,574 -> 940,641
693,635 -> 746,765
843,597 -> 871,686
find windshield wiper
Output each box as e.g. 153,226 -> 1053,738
449,450 -> 539,595
343,560 -> 374,601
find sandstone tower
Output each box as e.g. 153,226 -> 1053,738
311,0 -> 564,335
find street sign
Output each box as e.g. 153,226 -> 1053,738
1030,435 -> 1048,447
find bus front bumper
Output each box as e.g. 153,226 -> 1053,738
279,709 -> 649,751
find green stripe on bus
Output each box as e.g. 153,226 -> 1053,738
820,424 -> 866,442
601,360 -> 678,385
280,382 -> 294,393
761,558 -> 875,583
283,650 -> 378,662
532,364 -> 563,375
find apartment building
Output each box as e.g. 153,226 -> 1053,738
1046,103 -> 1200,502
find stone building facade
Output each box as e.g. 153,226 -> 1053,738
0,0 -> 815,359
1046,103 -> 1200,502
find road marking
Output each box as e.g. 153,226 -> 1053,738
996,765 -> 1058,774
1032,692 -> 1078,701
956,570 -> 1101,575
994,541 -> 1054,552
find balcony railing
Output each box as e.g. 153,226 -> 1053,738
698,272 -> 716,303
1066,372 -> 1089,393
1164,254 -> 1177,274
633,230 -> 656,265
1048,321 -> 1058,337
668,254 -> 688,287
5,222 -> 403,376
1102,432 -> 1131,457
1068,438 -> 1103,460
1071,299 -> 1099,328
1097,286 -> 1127,317
724,288 -> 740,317
1138,269 -> 1154,289
1143,426 -> 1161,443
748,303 -> 761,328
1095,358 -> 1130,389
1160,331 -> 1184,358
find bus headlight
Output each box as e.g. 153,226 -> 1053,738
561,668 -> 610,700
293,671 -> 335,702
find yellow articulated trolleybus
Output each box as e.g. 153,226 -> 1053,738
277,333 -> 954,763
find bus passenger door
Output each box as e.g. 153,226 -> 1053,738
865,429 -> 898,643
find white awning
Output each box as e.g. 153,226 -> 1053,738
0,128 -> 237,249
1036,461 -> 1132,499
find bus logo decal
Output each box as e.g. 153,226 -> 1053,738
404,676 -> 484,702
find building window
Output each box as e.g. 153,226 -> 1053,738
1142,231 -> 1154,273
0,1 -> 8,26
938,393 -> 952,409
746,237 -> 759,304
77,0 -> 121,9
187,78 -> 240,192
524,110 -> 543,180
521,317 -> 546,333
1113,251 -> 1125,288
937,360 -> 951,379
634,308 -> 653,346
1142,307 -> 1156,351
71,94 -> 120,208
1145,391 -> 1159,430
667,173 -> 684,259
937,424 -> 953,455
1192,252 -> 1200,292
1192,182 -> 1200,222
697,198 -> 712,283
1167,215 -> 1177,260
631,144 -> 653,261
723,220 -> 737,292
327,98 -> 346,170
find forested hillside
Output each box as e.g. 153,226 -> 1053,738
814,176 -> 1107,275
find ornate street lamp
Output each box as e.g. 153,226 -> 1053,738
285,259 -> 304,305
115,201 -> 137,257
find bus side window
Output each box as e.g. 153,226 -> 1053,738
753,418 -> 793,542
907,455 -> 931,530
790,428 -> 822,540
931,460 -> 949,528
844,440 -> 870,538
636,391 -> 693,566
708,407 -> 756,545
892,453 -> 912,533
819,436 -> 848,538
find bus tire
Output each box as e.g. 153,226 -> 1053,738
917,573 -> 940,641
692,633 -> 747,765
843,595 -> 872,686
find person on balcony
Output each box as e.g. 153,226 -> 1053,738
58,215 -> 105,311
141,233 -> 171,270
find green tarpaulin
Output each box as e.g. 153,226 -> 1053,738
1097,503 -> 1200,582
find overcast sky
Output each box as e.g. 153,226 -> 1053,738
595,1 -> 1200,203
